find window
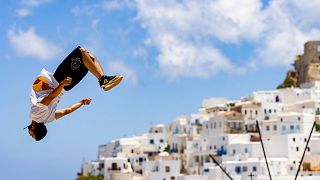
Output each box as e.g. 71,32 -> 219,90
308,147 -> 310,152
233,149 -> 236,154
296,125 -> 300,130
269,109 -> 272,113
131,149 -> 134,153
150,139 -> 154,144
111,163 -> 118,170
282,126 -> 286,131
165,166 -> 170,173
298,117 -> 301,121
235,166 -> 241,174
214,122 -> 216,128
280,118 -> 283,122
264,109 -> 267,114
245,148 -> 248,153
253,166 -> 257,172
159,139 -> 164,143
266,125 -> 270,131
290,125 -> 294,130
293,138 -> 296,142
273,125 -> 277,131
243,166 -> 248,172
255,110 -> 258,115
195,156 -> 199,163
244,110 -> 247,115
296,147 -> 299,151
170,177 -> 175,180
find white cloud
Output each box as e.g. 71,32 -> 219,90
135,0 -> 260,78
22,0 -> 51,7
133,0 -> 320,78
102,0 -> 135,11
17,0 -> 51,17
91,18 -> 101,31
136,0 -> 265,43
254,0 -> 320,67
71,5 -> 81,16
133,48 -> 147,57
7,27 -> 61,61
156,34 -> 242,78
16,8 -> 32,17
92,0 -> 320,79
106,61 -> 138,85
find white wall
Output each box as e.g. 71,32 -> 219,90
143,159 -> 181,180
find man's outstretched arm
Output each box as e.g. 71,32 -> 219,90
40,77 -> 72,106
55,98 -> 92,120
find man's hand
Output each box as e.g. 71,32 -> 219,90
40,77 -> 72,106
61,77 -> 72,87
55,98 -> 92,120
82,98 -> 92,105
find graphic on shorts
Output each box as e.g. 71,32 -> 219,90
71,57 -> 83,70
33,76 -> 53,91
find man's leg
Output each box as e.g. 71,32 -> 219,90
53,46 -> 88,91
78,47 -> 123,91
79,47 -> 104,79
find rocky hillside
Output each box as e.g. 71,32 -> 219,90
277,70 -> 298,89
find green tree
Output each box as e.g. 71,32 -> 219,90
164,144 -> 171,153
283,77 -> 296,88
78,173 -> 103,180
316,124 -> 320,132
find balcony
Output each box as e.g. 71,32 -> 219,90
107,167 -> 121,172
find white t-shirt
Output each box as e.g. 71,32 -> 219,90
29,68 -> 64,124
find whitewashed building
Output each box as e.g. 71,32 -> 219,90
143,153 -> 181,180
80,82 -> 320,180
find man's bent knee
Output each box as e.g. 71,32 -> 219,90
78,47 -> 87,53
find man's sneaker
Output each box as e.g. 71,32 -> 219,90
99,75 -> 123,91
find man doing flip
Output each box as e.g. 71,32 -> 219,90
27,46 -> 123,141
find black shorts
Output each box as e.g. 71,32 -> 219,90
53,46 -> 88,91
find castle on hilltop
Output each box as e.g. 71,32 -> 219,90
279,41 -> 320,88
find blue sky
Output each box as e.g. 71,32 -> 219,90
2,0 -> 320,179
